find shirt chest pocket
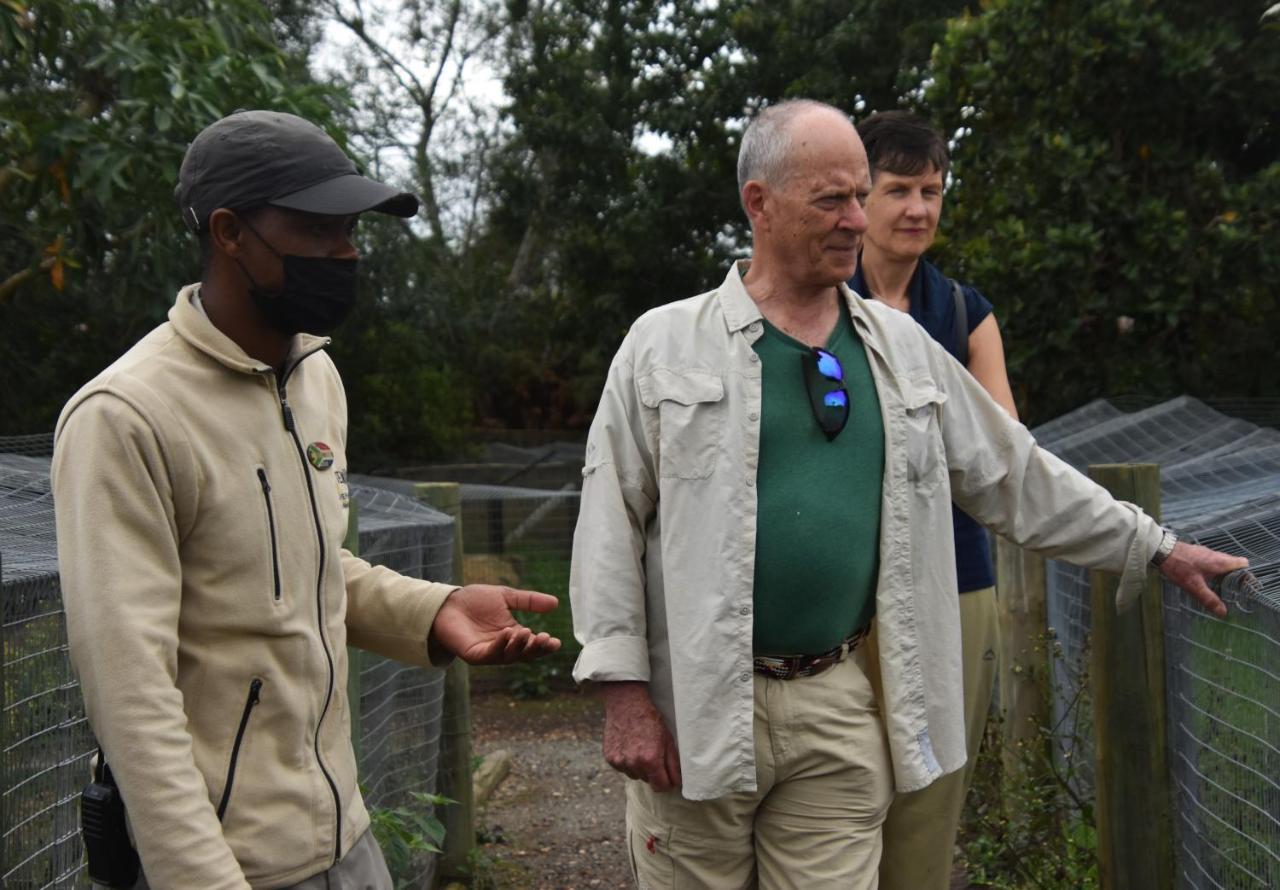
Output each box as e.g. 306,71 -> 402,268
637,368 -> 725,480
903,379 -> 948,490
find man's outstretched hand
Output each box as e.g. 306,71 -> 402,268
1158,541 -> 1249,619
429,585 -> 562,664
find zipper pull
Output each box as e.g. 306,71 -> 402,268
277,383 -> 295,433
257,468 -> 270,493
248,677 -> 263,705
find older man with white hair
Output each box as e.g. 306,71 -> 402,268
569,98 -> 1245,888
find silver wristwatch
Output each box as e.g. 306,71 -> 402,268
1150,529 -> 1177,567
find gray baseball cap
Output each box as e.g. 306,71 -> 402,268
175,109 -> 418,232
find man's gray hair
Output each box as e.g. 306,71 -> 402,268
737,99 -> 852,201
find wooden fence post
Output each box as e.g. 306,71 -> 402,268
1088,463 -> 1175,890
994,536 -> 1052,816
343,500 -> 362,760
415,482 -> 474,883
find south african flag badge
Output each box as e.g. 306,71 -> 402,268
307,441 -> 335,471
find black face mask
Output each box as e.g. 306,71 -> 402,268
237,221 -> 359,336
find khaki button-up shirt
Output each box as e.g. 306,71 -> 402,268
570,262 -> 1162,800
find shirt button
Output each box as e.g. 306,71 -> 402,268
748,322 -> 761,333
747,476 -> 755,487
739,671 -> 751,682
740,606 -> 750,616
748,412 -> 759,422
749,354 -> 760,363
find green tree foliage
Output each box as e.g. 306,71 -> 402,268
314,0 -> 507,452
721,0 -> 975,113
8,0 -> 1273,461
331,214 -> 474,469
487,0 -> 973,427
0,0 -> 338,433
927,0 -> 1280,422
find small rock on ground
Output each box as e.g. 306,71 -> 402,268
471,684 -> 630,889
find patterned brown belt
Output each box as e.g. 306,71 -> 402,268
752,626 -> 870,681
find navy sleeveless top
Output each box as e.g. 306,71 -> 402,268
849,257 -> 996,593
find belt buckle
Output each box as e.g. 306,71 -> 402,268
802,654 -> 833,678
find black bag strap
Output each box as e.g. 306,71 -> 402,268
950,278 -> 969,367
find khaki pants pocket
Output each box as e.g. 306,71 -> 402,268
626,783 -> 756,890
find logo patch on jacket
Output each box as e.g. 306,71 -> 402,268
306,441 -> 335,470
336,468 -> 350,508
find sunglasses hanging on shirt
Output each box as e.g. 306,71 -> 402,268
802,347 -> 850,441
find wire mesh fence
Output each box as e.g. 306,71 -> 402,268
351,468 -> 584,686
1031,397 -> 1280,889
347,482 -> 455,889
380,412 -> 1280,887
5,400 -> 1277,886
0,435 -> 54,461
456,482 -> 580,674
0,451 -> 87,890
0,454 -> 454,888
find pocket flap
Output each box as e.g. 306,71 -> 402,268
637,368 -> 725,408
904,377 -> 948,413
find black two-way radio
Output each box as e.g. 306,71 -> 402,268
80,751 -> 141,888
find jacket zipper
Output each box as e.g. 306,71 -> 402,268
277,374 -> 343,865
216,677 -> 263,822
257,469 -> 282,601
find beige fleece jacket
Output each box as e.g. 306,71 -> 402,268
52,285 -> 456,889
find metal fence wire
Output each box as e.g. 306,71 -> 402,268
0,455 -> 452,888
5,397 -> 1278,887
1033,397 -> 1280,890
456,481 -> 581,677
347,482 -> 454,889
379,411 -> 1280,886
350,470 -> 583,676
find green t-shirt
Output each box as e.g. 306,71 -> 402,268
751,311 -> 885,655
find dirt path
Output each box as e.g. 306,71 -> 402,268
469,682 -> 972,889
470,684 -> 631,888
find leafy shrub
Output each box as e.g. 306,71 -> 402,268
368,791 -> 453,889
959,638 -> 1099,888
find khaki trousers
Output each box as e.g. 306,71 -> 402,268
626,648 -> 893,889
112,826 -> 392,890
878,586 -> 1000,890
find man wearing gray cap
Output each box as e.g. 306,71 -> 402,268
52,110 -> 561,890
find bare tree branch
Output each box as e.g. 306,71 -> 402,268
321,0 -> 506,251
0,257 -> 55,305
326,0 -> 431,106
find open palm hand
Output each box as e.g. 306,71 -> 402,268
429,584 -> 563,664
